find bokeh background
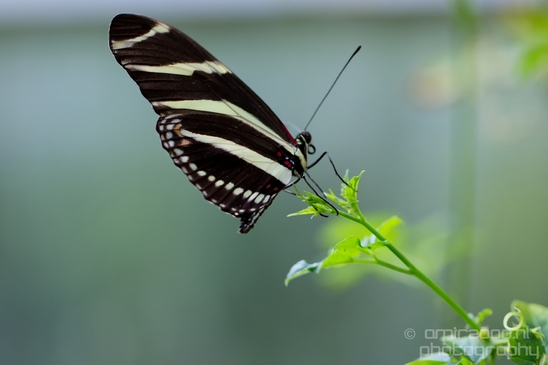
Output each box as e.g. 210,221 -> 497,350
1,0 -> 547,364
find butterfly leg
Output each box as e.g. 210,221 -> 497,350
302,173 -> 339,216
307,151 -> 352,189
282,175 -> 330,217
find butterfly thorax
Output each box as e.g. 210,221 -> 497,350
292,130 -> 313,177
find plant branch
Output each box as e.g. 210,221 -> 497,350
359,214 -> 481,331
293,174 -> 480,330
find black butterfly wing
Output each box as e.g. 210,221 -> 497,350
109,14 -> 304,233
156,113 -> 291,233
109,13 -> 297,144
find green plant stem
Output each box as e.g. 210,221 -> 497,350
386,242 -> 480,331
349,202 -> 481,331
353,259 -> 413,275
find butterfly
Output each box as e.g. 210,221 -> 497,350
109,14 -> 316,233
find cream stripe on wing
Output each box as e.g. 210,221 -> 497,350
180,130 -> 293,185
155,99 -> 292,148
111,23 -> 170,50
126,61 -> 231,76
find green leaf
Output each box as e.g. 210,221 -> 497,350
457,358 -> 475,365
471,308 -> 493,326
512,301 -> 548,347
489,334 -> 509,347
376,215 -> 403,241
288,189 -> 335,217
289,171 -> 365,219
325,189 -> 351,211
358,216 -> 402,254
511,301 -> 548,352
405,352 -> 454,365
321,236 -> 369,268
285,235 -> 381,286
340,170 -> 363,204
442,335 -> 493,364
507,326 -> 546,365
284,260 -> 322,285
287,206 -> 321,217
360,239 -> 386,253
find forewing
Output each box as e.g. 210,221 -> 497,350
109,13 -> 297,147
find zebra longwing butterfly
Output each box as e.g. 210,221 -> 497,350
109,14 -> 314,234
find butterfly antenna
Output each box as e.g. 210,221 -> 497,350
303,45 -> 361,131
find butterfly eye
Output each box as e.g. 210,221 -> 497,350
308,144 -> 316,155
300,130 -> 312,144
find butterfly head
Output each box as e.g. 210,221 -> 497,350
296,130 -> 316,156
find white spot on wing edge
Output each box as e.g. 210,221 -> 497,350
249,192 -> 259,202
233,188 -> 243,195
111,23 -> 169,50
255,194 -> 265,204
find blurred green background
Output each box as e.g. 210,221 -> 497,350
1,1 -> 548,364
